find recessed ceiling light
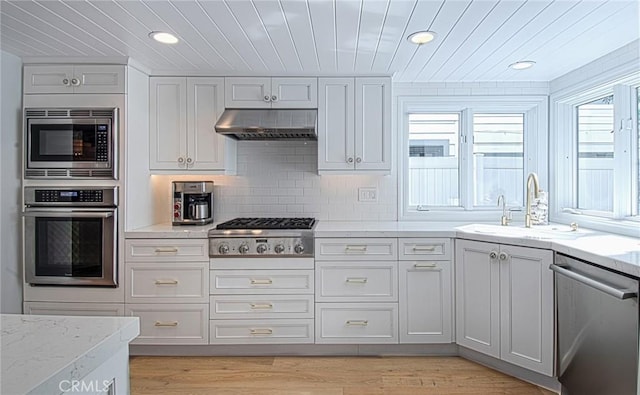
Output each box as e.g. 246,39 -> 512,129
407,31 -> 437,45
509,60 -> 536,70
149,31 -> 179,44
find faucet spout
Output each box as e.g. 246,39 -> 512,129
525,172 -> 540,228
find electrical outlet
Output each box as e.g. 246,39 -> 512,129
358,187 -> 378,202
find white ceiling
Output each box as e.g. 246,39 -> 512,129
1,0 -> 638,82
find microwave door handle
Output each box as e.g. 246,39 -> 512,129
23,211 -> 114,218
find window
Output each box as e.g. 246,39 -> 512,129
577,95 -> 614,212
408,113 -> 459,207
551,77 -> 639,236
472,113 -> 524,207
399,96 -> 547,221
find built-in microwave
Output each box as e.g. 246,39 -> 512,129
24,108 -> 118,179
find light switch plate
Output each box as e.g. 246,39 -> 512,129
358,187 -> 378,202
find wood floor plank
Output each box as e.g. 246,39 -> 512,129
129,356 -> 556,395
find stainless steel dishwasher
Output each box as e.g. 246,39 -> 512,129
551,253 -> 639,395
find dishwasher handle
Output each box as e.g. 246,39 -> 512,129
550,264 -> 638,300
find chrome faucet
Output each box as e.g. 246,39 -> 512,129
525,172 -> 540,228
497,194 -> 510,226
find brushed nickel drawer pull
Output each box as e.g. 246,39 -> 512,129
413,263 -> 437,268
346,320 -> 368,326
155,279 -> 179,285
345,245 -> 367,252
154,321 -> 179,327
412,246 -> 436,252
250,328 -> 273,335
250,303 -> 273,310
346,277 -> 368,284
250,278 -> 273,285
154,247 -> 179,254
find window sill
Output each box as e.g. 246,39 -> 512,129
550,212 -> 640,238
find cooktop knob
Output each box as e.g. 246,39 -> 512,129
238,244 -> 249,254
294,244 -> 305,254
274,244 -> 285,254
218,244 -> 230,255
256,244 -> 268,254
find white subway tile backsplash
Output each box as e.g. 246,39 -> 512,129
150,141 -> 397,222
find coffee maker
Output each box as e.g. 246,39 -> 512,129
172,181 -> 214,226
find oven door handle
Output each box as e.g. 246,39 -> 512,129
550,264 -> 637,300
23,210 -> 114,218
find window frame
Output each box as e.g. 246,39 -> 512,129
550,74 -> 640,237
398,95 -> 548,221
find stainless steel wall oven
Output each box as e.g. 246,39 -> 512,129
23,187 -> 118,287
24,108 -> 118,179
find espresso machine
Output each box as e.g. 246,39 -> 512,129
172,181 -> 214,225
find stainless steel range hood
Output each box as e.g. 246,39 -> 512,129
215,109 -> 317,140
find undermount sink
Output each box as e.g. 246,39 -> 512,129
458,224 -> 586,240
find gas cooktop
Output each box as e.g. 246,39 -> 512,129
208,217 -> 316,257
215,217 -> 316,230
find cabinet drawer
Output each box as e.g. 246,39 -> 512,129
210,319 -> 314,344
315,238 -> 398,261
125,239 -> 208,262
315,303 -> 398,344
316,261 -> 397,302
126,262 -> 208,303
399,238 -> 452,260
210,270 -> 314,294
125,304 -> 208,345
24,302 -> 124,316
210,295 -> 314,319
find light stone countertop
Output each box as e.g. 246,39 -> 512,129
125,220 -> 640,278
1,314 -> 139,395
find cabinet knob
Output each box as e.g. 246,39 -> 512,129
271,95 -> 277,102
489,251 -> 498,259
71,78 -> 80,86
186,157 -> 193,164
62,78 -> 70,86
356,157 -> 362,163
347,157 -> 354,163
177,157 -> 185,164
499,252 -> 508,261
264,95 -> 271,102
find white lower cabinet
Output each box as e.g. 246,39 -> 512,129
124,238 -> 209,344
455,239 -> 554,376
209,257 -> 315,344
125,303 -> 208,345
314,238 -> 398,344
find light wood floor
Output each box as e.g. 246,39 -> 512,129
129,356 -> 556,395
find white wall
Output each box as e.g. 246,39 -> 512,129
1,50 -> 23,313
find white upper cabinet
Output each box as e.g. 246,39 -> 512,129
225,77 -> 317,108
24,64 -> 126,94
318,77 -> 391,174
455,239 -> 554,376
149,77 -> 236,173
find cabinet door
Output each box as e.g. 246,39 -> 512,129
455,239 -> 500,358
23,65 -> 73,94
187,77 -> 234,171
318,78 -> 355,171
225,77 -> 271,108
354,77 -> 391,171
499,245 -> 553,376
271,77 -> 317,108
399,260 -> 453,343
149,77 -> 188,170
73,65 -> 125,94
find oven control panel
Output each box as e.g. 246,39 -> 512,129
35,189 -> 103,203
24,187 -> 118,207
209,237 -> 313,258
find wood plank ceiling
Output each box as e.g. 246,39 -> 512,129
0,0 -> 638,82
